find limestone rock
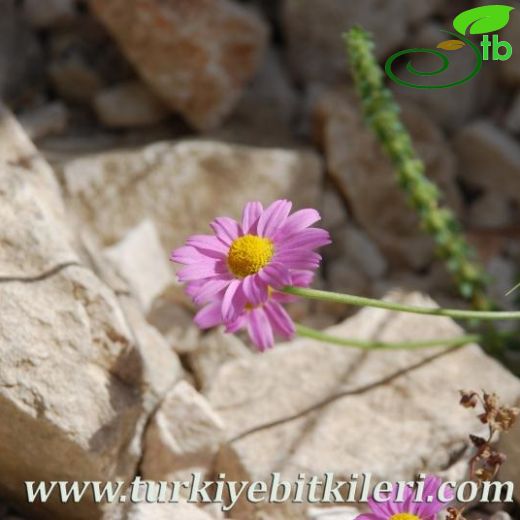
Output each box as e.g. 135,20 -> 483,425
326,260 -> 371,297
0,264 -> 144,520
314,90 -> 460,269
490,514 -> 513,520
282,0 -> 442,84
498,408 -> 520,502
188,329 -> 253,394
499,3 -> 520,86
0,106 -> 181,519
0,0 -> 44,106
454,121 -> 520,204
505,92 -> 520,133
148,296 -> 201,355
46,15 -> 133,103
202,503 -> 226,519
207,292 -> 520,518
0,104 -> 78,278
116,295 -> 184,405
320,219 -> 372,299
307,507 -> 360,520
94,81 -> 169,128
63,140 -> 322,252
127,498 -> 215,520
23,0 -> 76,28
319,187 -> 347,232
103,220 -> 174,313
331,226 -> 387,280
208,48 -> 299,147
76,232 -> 184,403
91,0 -> 269,130
18,102 -> 68,142
48,55 -> 103,103
141,381 -> 225,482
467,193 -> 514,230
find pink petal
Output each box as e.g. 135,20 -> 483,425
210,217 -> 242,245
368,484 -> 406,518
276,208 -> 321,238
225,314 -> 245,333
290,270 -> 314,288
258,262 -> 292,288
170,245 -> 206,264
412,476 -> 450,517
277,228 -> 331,250
185,280 -> 204,299
257,200 -> 292,238
241,201 -> 263,234
221,279 -> 246,322
264,301 -> 295,339
274,250 -> 322,270
194,303 -> 222,329
192,277 -> 231,305
366,497 -> 394,519
177,261 -> 226,282
247,307 -> 274,351
187,234 -> 229,258
242,275 -> 268,306
271,291 -> 296,304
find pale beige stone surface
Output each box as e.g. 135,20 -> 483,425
18,102 -> 68,141
94,81 -> 169,128
188,329 -> 253,394
63,140 -> 322,254
103,219 -> 174,313
0,105 -> 182,520
126,496 -> 215,520
207,292 -> 520,518
141,381 -> 225,482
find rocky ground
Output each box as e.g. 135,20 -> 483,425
0,0 -> 519,519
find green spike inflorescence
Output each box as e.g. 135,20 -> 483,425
344,27 -> 491,311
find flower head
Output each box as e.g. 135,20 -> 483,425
356,475 -> 453,520
171,200 -> 330,323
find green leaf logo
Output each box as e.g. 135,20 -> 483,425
453,5 -> 514,35
437,39 -> 466,51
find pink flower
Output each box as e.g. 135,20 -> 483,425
192,271 -> 314,351
356,475 -> 453,520
171,200 -> 330,323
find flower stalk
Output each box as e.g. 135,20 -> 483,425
296,324 -> 480,351
506,282 -> 520,296
344,27 -> 491,312
285,286 -> 520,321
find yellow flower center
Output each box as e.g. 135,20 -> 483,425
227,234 -> 274,278
389,514 -> 420,520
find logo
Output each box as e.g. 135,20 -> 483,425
385,4 -> 515,89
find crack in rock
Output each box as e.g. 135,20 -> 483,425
0,261 -> 82,284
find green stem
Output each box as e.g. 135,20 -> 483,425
296,324 -> 479,350
344,27 -> 491,311
506,282 -> 520,297
285,287 -> 520,321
